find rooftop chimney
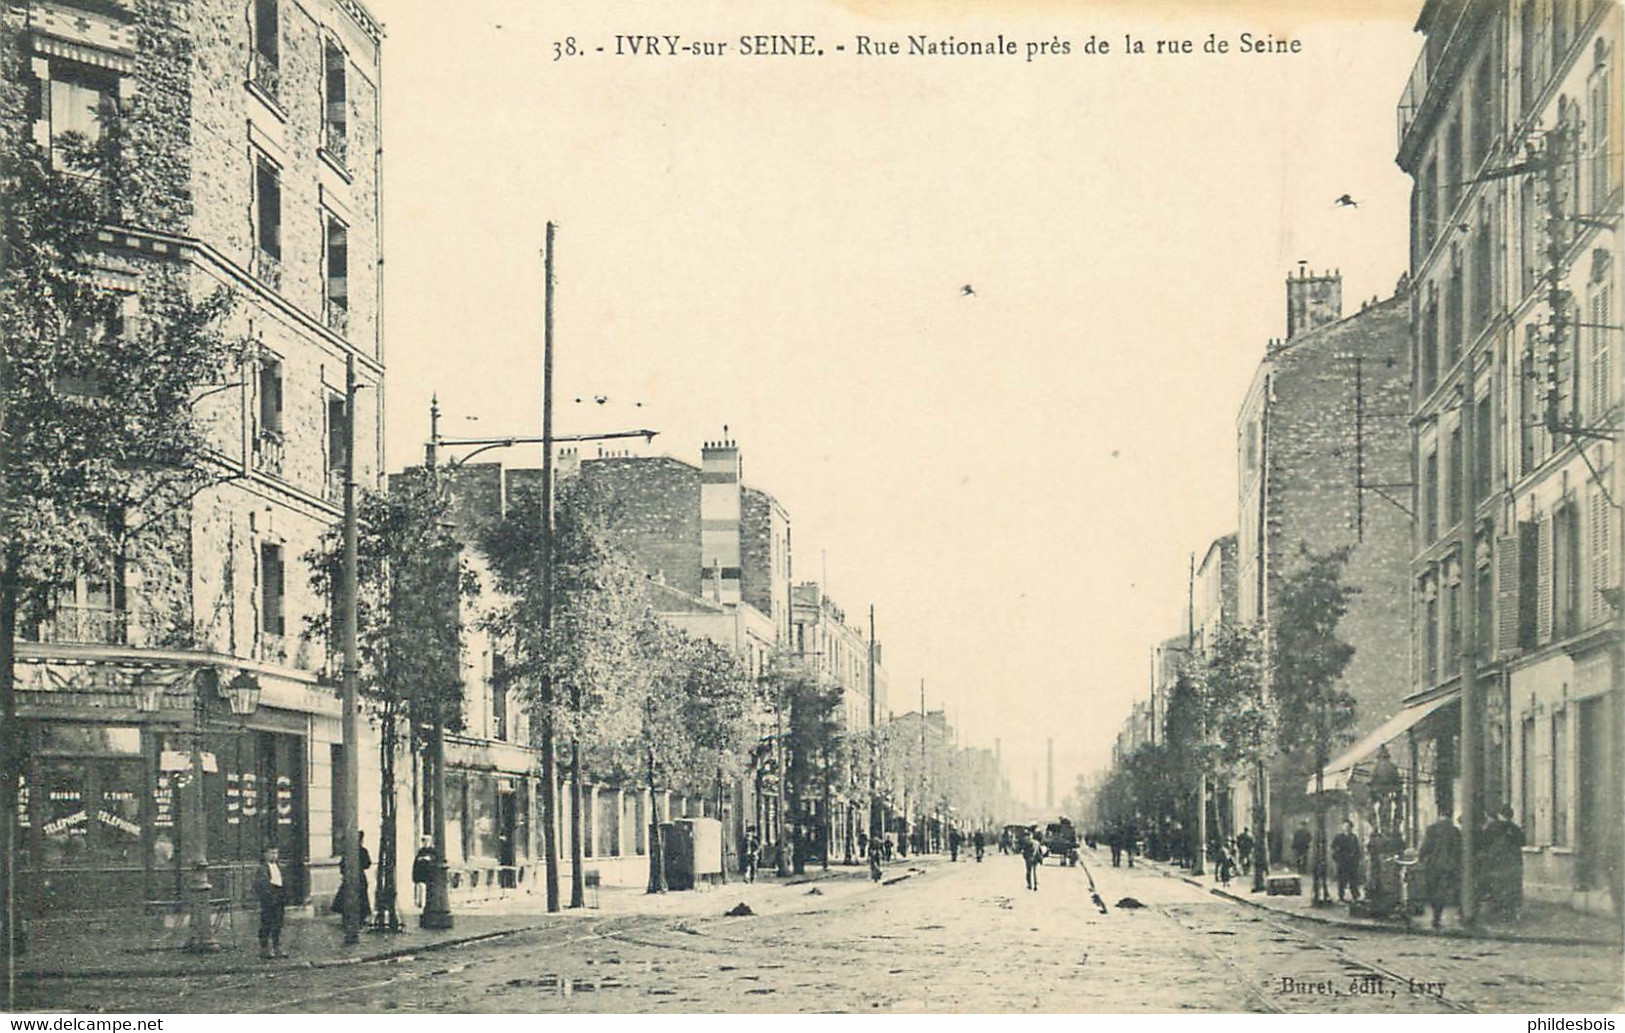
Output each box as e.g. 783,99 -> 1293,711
700,437 -> 742,606
1285,263 -> 1342,340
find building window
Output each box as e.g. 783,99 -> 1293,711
1520,177 -> 1540,300
1589,44 -> 1614,205
1553,501 -> 1580,638
252,0 -> 280,101
47,60 -> 117,166
1520,715 -> 1536,830
1474,395 -> 1493,499
260,541 -> 286,642
1443,119 -> 1462,219
324,215 -> 348,335
1590,283 -> 1614,421
257,354 -> 283,437
1592,487 -> 1615,622
1471,212 -> 1493,334
1421,294 -> 1440,396
1447,426 -> 1463,527
1423,579 -> 1439,684
1470,57 -> 1494,171
254,158 -> 282,286
323,41 -> 348,165
1423,449 -> 1439,541
1420,158 -> 1438,254
492,653 -> 508,741
1519,0 -> 1541,116
1476,559 -> 1494,657
1446,573 -> 1461,665
1551,709 -> 1570,847
1518,520 -> 1540,648
1444,258 -> 1463,369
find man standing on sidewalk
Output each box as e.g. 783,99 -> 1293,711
1332,821 -> 1362,902
255,845 -> 288,959
1419,813 -> 1463,930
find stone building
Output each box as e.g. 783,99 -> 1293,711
789,581 -> 888,861
1386,0 -> 1620,912
7,0 -> 385,918
1233,267 -> 1414,857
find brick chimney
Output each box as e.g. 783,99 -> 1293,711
700,437 -> 742,606
1285,262 -> 1342,339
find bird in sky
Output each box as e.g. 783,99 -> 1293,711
1333,194 -> 1360,208
960,284 -> 976,297
594,395 -> 608,404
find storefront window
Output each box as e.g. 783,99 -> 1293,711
445,768 -> 466,864
471,772 -> 498,861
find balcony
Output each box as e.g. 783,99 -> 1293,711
254,247 -> 282,291
1396,47 -> 1429,150
252,428 -> 285,477
249,51 -> 281,107
324,295 -> 349,338
322,120 -> 349,173
35,605 -> 130,646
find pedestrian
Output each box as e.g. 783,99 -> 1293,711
333,831 -> 372,922
255,844 -> 288,959
1216,845 -> 1235,887
1292,821 -> 1313,875
743,827 -> 761,883
949,827 -> 960,862
1236,828 -> 1254,875
411,835 -> 436,909
1108,825 -> 1122,868
1480,805 -> 1524,923
885,832 -> 896,861
1023,828 -> 1044,891
1418,813 -> 1463,930
1125,821 -> 1138,868
973,828 -> 985,862
868,834 -> 884,882
1332,821 -> 1362,902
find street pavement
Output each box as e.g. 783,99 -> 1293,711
17,850 -> 1624,1013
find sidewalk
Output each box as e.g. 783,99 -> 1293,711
16,859 -> 935,980
1133,853 -> 1623,947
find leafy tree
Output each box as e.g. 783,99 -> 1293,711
1271,545 -> 1358,901
479,475 -> 643,908
1,101 -> 235,981
1201,621 -> 1272,887
306,472 -> 474,927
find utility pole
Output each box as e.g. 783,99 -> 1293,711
340,354 -> 362,945
867,605 -> 879,844
1355,357 -> 1365,542
1190,550 -> 1205,876
419,401 -> 453,930
540,225 -> 562,914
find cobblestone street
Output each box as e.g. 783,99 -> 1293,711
23,851 -> 1622,1013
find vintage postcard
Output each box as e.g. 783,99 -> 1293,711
1,0 -> 1621,1018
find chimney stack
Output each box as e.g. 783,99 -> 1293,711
1285,263 -> 1342,339
700,437 -> 742,606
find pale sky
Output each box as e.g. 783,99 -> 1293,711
371,0 -> 1422,810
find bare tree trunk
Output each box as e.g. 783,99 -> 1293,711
374,704 -> 400,930
569,735 -> 585,908
540,709 -> 559,912
646,742 -> 666,894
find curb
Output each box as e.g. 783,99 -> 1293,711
1135,858 -> 1620,948
18,919 -> 564,981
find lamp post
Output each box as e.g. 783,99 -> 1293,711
182,667 -> 260,953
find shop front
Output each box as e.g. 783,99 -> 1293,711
13,653 -> 310,917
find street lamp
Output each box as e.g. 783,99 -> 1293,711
181,665 -> 258,953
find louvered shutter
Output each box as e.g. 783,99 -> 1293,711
1497,535 -> 1521,655
1593,488 -> 1613,622
1536,513 -> 1553,643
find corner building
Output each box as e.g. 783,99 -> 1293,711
7,0 -> 385,917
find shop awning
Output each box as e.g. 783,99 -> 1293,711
1309,691 -> 1459,793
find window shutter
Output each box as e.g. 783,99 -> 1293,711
1593,488 -> 1614,622
1536,513 -> 1553,642
1497,534 -> 1521,655
1592,285 -> 1613,419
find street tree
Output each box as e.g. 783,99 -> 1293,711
1,102 -> 236,987
306,471 -> 474,927
1202,621 -> 1272,887
479,475 -> 643,908
1271,545 -> 1359,900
